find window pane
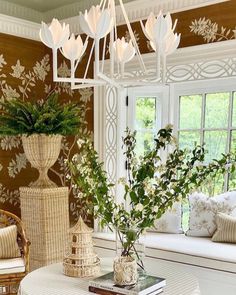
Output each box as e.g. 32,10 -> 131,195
179,95 -> 202,129
182,202 -> 189,232
200,172 -> 225,196
232,92 -> 236,127
204,131 -> 227,163
136,97 -> 156,130
135,131 -> 154,157
179,131 -> 200,150
228,171 -> 236,191
230,130 -> 236,152
205,92 -> 229,128
229,131 -> 236,190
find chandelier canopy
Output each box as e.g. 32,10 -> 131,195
39,0 -> 180,89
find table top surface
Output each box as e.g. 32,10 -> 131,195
18,258 -> 200,295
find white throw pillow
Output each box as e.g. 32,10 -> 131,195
186,191 -> 236,237
151,202 -> 183,234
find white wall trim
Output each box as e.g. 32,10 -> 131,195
49,0 -> 230,35
113,0 -> 229,26
44,0 -> 229,25
0,14 -> 40,41
0,0 -> 229,39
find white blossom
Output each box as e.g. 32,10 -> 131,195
135,203 -> 144,212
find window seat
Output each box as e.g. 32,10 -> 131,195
93,232 -> 236,274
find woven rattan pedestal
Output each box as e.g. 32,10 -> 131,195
20,187 -> 69,271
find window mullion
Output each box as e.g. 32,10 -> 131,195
225,91 -> 234,191
227,91 -> 234,152
200,93 -> 206,146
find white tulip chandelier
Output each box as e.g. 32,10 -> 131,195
39,0 -> 181,89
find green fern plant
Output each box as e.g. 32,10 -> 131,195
0,93 -> 86,136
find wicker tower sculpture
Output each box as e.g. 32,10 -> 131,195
63,216 -> 100,277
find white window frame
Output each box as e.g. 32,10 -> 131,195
94,39 -> 236,232
127,85 -> 170,132
126,85 -> 170,163
170,76 -> 236,191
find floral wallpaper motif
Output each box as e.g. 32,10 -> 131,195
115,1 -> 236,51
190,18 -> 236,43
0,51 -> 93,226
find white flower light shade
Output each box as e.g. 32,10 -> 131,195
142,12 -> 161,41
61,34 -> 87,61
142,12 -> 168,45
163,32 -> 181,56
142,12 -> 179,54
79,5 -> 113,40
113,38 -> 135,64
39,18 -> 70,49
149,31 -> 181,56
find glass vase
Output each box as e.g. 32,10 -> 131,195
115,227 -> 146,281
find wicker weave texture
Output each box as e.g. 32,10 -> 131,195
20,187 -> 69,271
22,134 -> 62,188
63,217 -> 100,278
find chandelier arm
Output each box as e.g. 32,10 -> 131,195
95,39 -> 100,77
101,34 -> 107,74
53,77 -> 104,84
162,54 -> 167,84
109,28 -> 114,77
52,48 -> 59,81
115,74 -> 161,82
99,0 -> 105,8
83,40 -> 95,80
70,59 -> 76,89
112,9 -> 119,75
156,45 -> 161,80
120,61 -> 124,79
109,0 -> 117,77
97,72 -> 120,88
71,80 -> 106,89
118,0 -> 146,73
115,79 -> 163,87
173,19 -> 178,31
101,0 -> 107,11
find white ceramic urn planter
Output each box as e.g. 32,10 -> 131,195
22,134 -> 62,188
113,256 -> 138,286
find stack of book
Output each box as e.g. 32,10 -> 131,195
88,272 -> 166,295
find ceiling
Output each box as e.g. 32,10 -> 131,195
0,0 -> 134,22
2,0 -> 84,12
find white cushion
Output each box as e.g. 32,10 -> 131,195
93,232 -> 236,273
145,233 -> 236,273
187,191 -> 236,237
0,257 -> 25,274
151,202 -> 183,234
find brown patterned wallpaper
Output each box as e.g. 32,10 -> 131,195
0,0 -> 236,226
115,1 -> 236,54
0,33 -> 94,226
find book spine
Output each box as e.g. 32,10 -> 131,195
89,286 -> 163,295
89,286 -> 125,295
89,283 -> 136,295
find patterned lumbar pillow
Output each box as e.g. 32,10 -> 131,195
0,225 -> 21,258
151,202 -> 183,234
212,213 -> 236,243
186,191 -> 236,237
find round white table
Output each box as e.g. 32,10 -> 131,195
18,258 -> 200,295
